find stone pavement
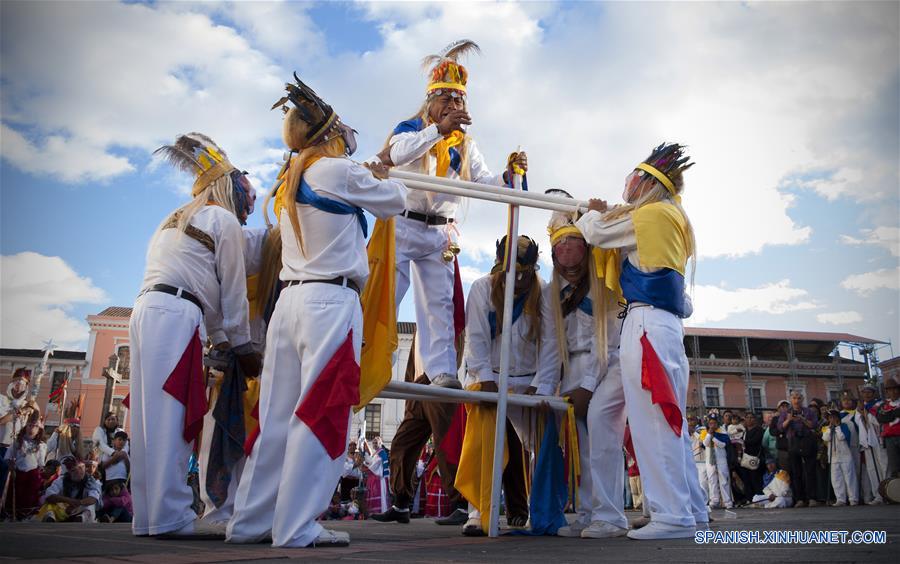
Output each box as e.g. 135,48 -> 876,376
1,506 -> 898,563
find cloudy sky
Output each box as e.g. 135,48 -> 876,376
1,1 -> 898,356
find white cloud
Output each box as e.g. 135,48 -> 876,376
458,265 -> 487,285
0,252 -> 108,349
841,267 -> 900,296
841,226 -> 900,257
0,0 -> 896,262
690,280 -> 819,324
816,311 -> 863,325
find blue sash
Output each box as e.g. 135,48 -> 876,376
488,293 -> 527,340
620,260 -> 685,317
298,177 -> 368,237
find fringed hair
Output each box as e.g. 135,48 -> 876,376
278,106 -> 349,256
604,142 -> 697,287
254,225 -> 283,320
489,236 -> 541,341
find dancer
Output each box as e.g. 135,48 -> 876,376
130,132 -> 259,536
226,73 -> 406,548
459,235 -> 542,536
576,143 -> 707,539
374,39 -> 527,527
537,198 -> 627,538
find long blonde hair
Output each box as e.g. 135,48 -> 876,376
253,225 -> 283,319
603,176 -> 697,287
154,173 -> 238,243
548,245 -> 608,373
270,106 -> 348,257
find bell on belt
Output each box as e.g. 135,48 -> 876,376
441,249 -> 455,262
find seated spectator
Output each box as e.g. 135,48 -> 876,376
36,460 -> 102,522
99,480 -> 133,523
41,459 -> 62,492
751,460 -> 793,508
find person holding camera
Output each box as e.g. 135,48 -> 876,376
776,391 -> 819,507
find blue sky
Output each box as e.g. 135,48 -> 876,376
1,1 -> 898,359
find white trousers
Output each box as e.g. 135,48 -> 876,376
861,446 -> 887,503
831,459 -> 859,504
129,291 -> 202,535
584,353 -> 628,529
395,216 -> 457,377
620,307 -> 701,527
198,399 -> 245,524
227,283 -> 361,547
706,457 -> 733,507
696,461 -> 709,505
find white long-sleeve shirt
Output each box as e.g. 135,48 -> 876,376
389,123 -> 504,217
279,157 -> 407,289
463,275 -> 544,388
823,424 -> 858,463
142,205 -> 251,347
4,440 -> 46,472
702,430 -> 729,466
91,426 -> 128,457
534,277 -> 621,395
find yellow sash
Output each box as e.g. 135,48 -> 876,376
430,131 -> 464,177
272,155 -> 324,223
630,202 -> 689,275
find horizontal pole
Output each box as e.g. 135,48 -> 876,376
391,176 -> 583,214
380,381 -> 570,412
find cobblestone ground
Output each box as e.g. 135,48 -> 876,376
1,505 -> 898,563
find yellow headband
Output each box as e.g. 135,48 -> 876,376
427,82 -> 467,94
549,225 -> 584,245
192,161 -> 235,197
635,162 -> 676,195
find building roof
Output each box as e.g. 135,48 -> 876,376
0,349 -> 86,361
96,306 -> 133,318
398,322 -> 416,335
683,327 -> 884,344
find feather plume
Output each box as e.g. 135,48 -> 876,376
153,142 -> 202,175
421,39 -> 481,70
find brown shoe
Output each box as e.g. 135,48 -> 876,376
794,501 -> 807,508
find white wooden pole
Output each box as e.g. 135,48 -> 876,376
487,172 -> 522,537
378,382 -> 569,411
390,169 -> 589,211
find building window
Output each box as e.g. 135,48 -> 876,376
365,404 -> 382,441
749,387 -> 764,412
111,396 -> 128,423
115,346 -> 130,380
705,386 -> 721,407
827,388 -> 842,404
50,371 -> 67,396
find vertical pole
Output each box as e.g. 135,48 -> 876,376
488,173 -> 521,537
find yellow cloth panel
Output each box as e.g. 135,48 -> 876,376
356,218 -> 398,410
454,382 -> 508,531
243,378 -> 260,436
630,202 -> 689,275
246,274 -> 259,321
272,156 -> 324,223
592,247 -> 624,303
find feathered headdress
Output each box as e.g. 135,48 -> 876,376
422,39 -> 481,97
154,133 -> 237,197
271,72 -> 357,155
634,142 -> 695,195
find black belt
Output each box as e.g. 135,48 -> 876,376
140,284 -> 204,314
286,276 -> 360,295
401,209 -> 454,226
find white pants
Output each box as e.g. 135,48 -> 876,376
395,216 -> 457,377
198,397 -> 245,524
696,461 -> 709,504
227,283 -> 361,547
620,307 -> 698,527
752,493 -> 792,508
584,353 -> 628,529
129,291 -> 202,535
831,459 -> 859,504
706,457 -> 733,507
861,446 -> 888,503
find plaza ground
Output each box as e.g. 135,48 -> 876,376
0,505 -> 898,563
